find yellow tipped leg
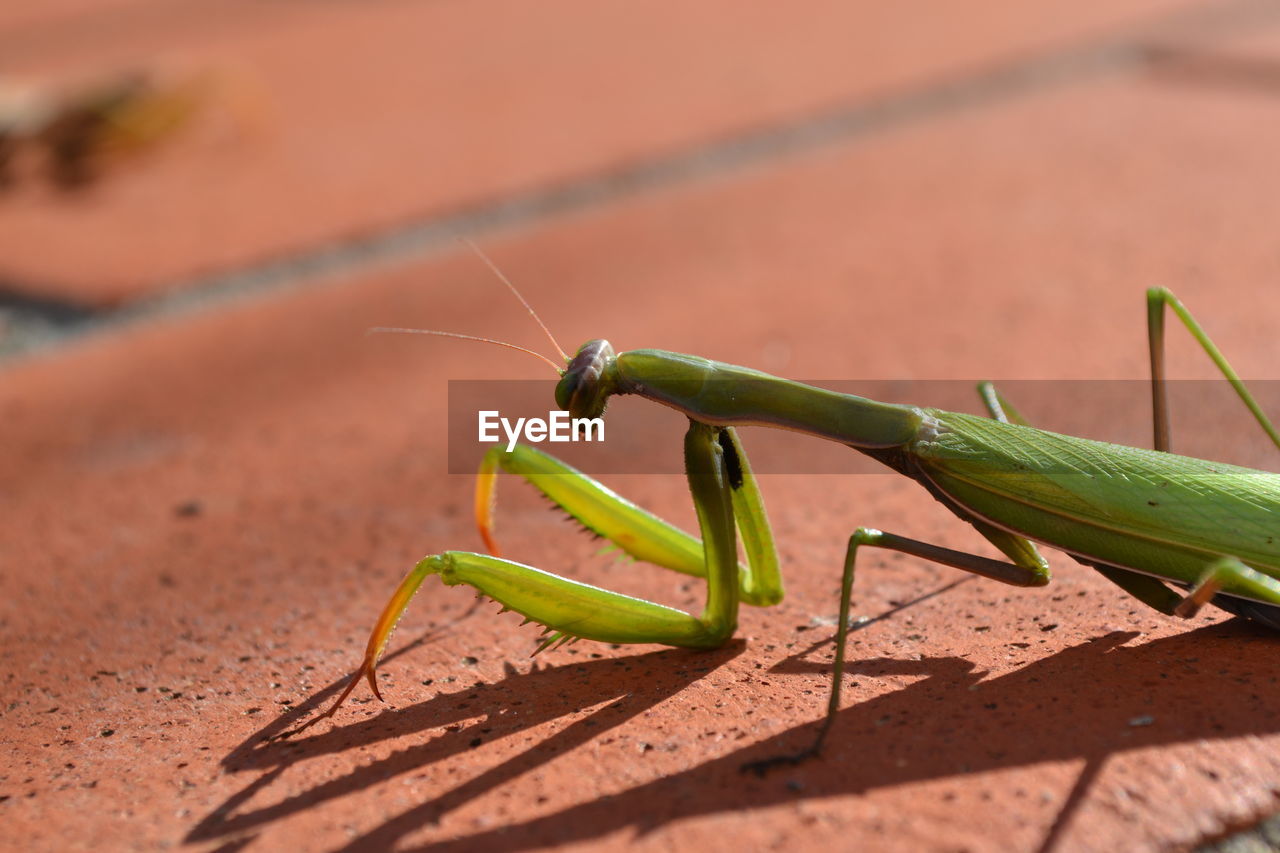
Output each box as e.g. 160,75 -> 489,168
296,423 -> 774,734
475,451 -> 502,556
473,441 -> 782,606
278,557 -> 437,737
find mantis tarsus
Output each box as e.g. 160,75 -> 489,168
293,283 -> 1280,772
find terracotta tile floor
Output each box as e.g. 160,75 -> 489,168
5,1 -> 1280,850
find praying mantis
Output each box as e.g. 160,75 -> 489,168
291,278 -> 1280,771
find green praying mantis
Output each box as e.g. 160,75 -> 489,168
290,276 -> 1280,771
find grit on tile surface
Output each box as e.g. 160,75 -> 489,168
7,4 -> 1280,853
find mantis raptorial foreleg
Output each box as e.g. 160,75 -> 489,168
475,428 -> 783,607
290,421 -> 781,736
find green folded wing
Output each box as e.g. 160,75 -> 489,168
912,411 -> 1280,590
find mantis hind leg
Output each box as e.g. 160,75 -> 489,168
1146,287 -> 1280,454
1086,554 -> 1280,630
983,291 -> 1280,456
976,380 -> 1280,630
744,526 -> 1050,774
974,382 -> 1198,616
1097,555 -> 1280,631
1173,557 -> 1280,629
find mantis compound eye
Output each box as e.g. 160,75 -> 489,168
555,339 -> 616,419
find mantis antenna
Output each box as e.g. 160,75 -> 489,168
366,328 -> 564,375
460,237 -> 569,365
366,239 -> 570,376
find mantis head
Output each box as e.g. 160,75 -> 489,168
556,339 -> 618,420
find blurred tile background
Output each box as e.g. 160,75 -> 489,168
6,2 -> 1280,851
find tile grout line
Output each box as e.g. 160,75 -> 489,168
1,0 -> 1276,364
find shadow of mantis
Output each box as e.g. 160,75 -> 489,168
341,622 -> 1280,853
189,599 -> 1280,853
188,637 -> 745,846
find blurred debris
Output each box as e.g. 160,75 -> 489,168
0,68 -> 213,190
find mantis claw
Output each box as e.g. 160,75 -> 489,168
363,655 -> 384,701
271,651 -> 382,740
